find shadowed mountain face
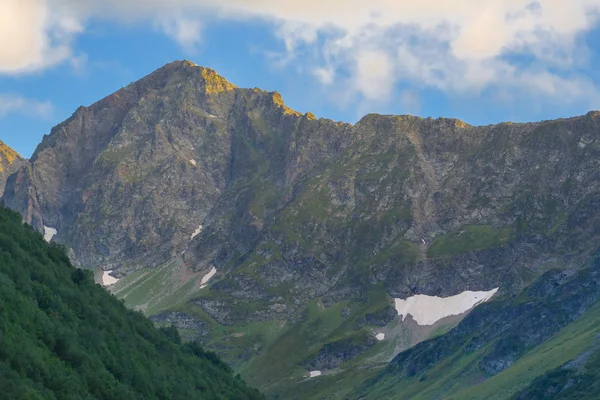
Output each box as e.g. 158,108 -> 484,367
0,140 -> 26,197
4,60 -> 600,397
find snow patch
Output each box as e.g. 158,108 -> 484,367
375,333 -> 385,341
43,226 -> 57,242
394,288 -> 499,326
102,270 -> 120,286
199,267 -> 217,289
208,114 -> 217,118
189,159 -> 197,166
309,371 -> 322,378
191,224 -> 203,239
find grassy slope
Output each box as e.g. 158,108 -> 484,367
110,260 -> 201,315
363,296 -> 600,400
452,300 -> 600,399
123,266 -> 464,400
182,290 -> 396,398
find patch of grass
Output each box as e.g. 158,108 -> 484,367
428,225 -> 513,258
111,261 -> 201,315
233,292 -> 394,397
371,240 -> 420,266
98,144 -> 137,166
248,181 -> 283,221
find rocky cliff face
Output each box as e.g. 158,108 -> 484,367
200,111 -> 600,319
4,60 -> 350,273
0,140 -> 26,197
4,61 -> 600,397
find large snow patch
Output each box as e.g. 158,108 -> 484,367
102,270 -> 120,286
394,288 -> 499,326
43,226 -> 57,242
199,267 -> 217,289
191,225 -> 203,239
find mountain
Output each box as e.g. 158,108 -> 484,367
0,140 -> 26,196
4,60 -> 350,273
0,206 -> 263,399
4,60 -> 600,398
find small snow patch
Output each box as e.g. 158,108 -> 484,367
191,225 -> 203,239
102,270 -> 120,286
189,159 -> 197,166
375,333 -> 385,341
43,226 -> 57,242
395,288 -> 499,326
309,371 -> 322,378
199,267 -> 217,289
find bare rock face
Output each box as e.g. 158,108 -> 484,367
0,140 -> 26,197
3,60 -> 351,274
4,59 -> 600,331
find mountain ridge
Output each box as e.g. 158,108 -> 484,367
3,60 -> 600,398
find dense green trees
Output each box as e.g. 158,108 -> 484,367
0,207 -> 263,399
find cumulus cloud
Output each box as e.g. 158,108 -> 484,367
2,0 -> 600,109
0,0 -> 82,74
158,15 -> 203,53
0,94 -> 54,118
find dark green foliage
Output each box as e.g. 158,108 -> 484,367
0,207 -> 263,400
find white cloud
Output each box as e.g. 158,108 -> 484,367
353,50 -> 395,101
0,0 -> 82,74
2,0 -> 600,109
312,67 -> 335,85
158,15 -> 203,53
0,94 -> 54,119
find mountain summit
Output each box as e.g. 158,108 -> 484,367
4,60 -> 330,272
0,140 -> 25,196
4,61 -> 600,398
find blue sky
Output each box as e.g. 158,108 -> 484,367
2,1 -> 600,158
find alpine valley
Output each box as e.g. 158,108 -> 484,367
3,60 -> 600,399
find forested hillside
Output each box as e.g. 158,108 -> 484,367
0,206 -> 263,400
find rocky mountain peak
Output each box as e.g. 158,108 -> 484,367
0,140 -> 25,197
3,60 -> 350,272
0,140 -> 22,171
